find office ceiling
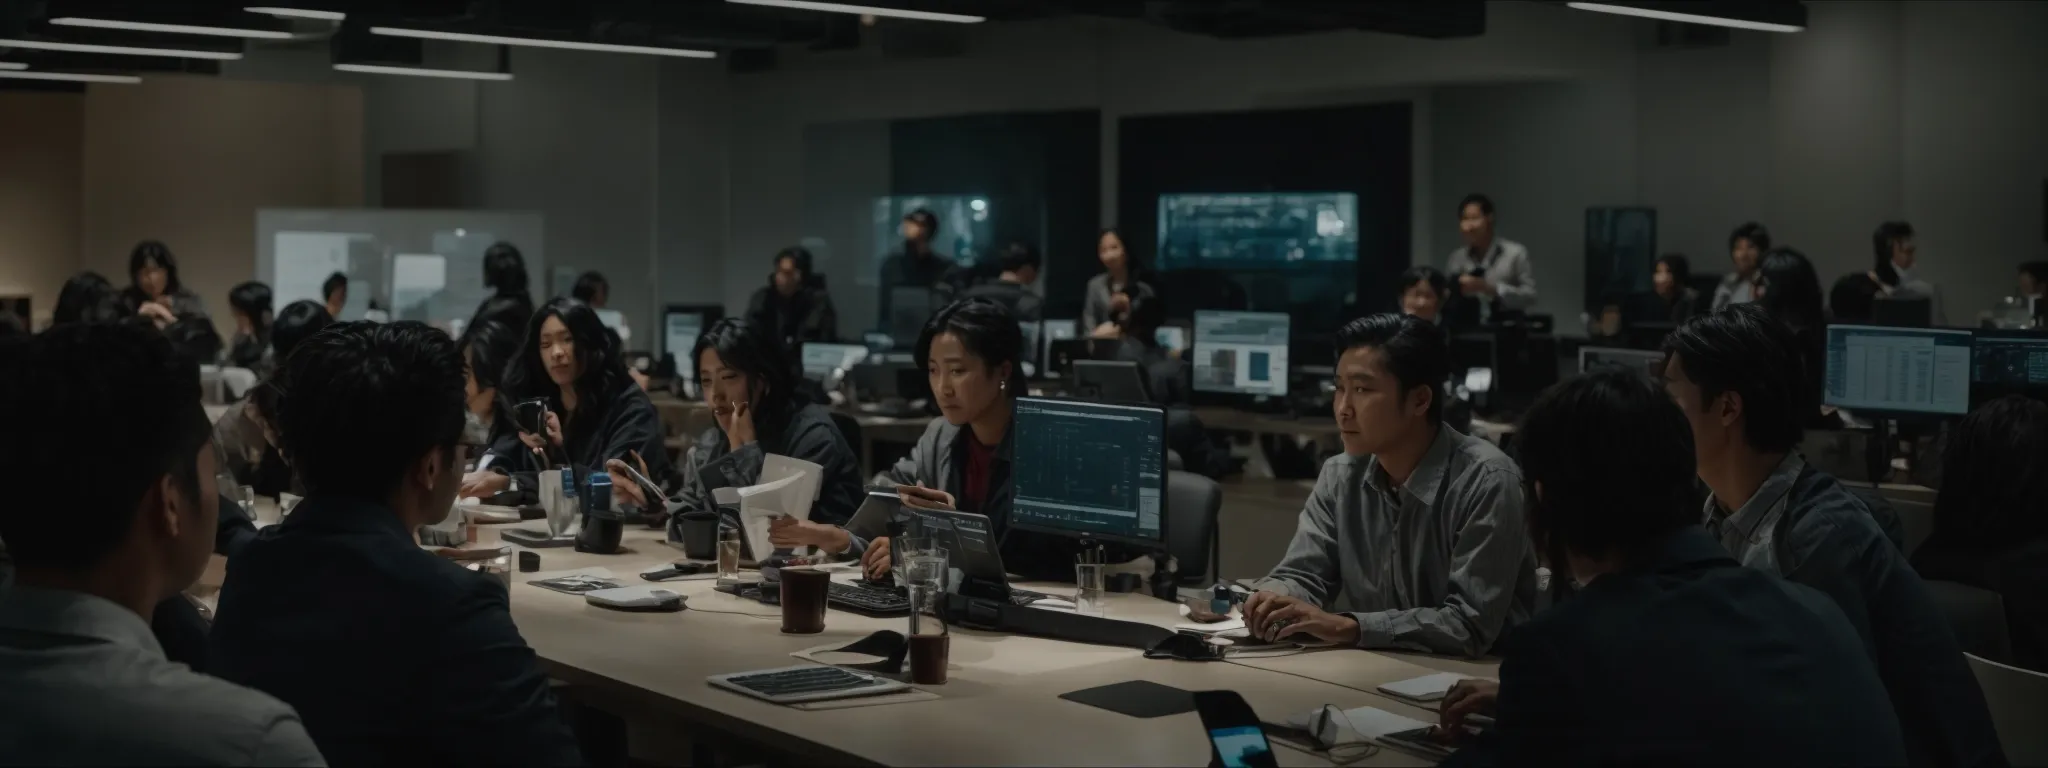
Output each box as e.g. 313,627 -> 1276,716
0,0 -> 1489,91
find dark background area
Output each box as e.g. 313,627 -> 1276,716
889,110 -> 1102,319
1117,101 -> 1413,340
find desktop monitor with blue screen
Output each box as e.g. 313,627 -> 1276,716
1969,328 -> 2048,407
1009,397 -> 1167,549
1155,326 -> 1187,352
800,342 -> 869,382
1823,325 -> 1972,416
1193,311 -> 1290,397
661,304 -> 722,382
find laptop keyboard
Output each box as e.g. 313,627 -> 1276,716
828,582 -> 911,613
725,666 -> 886,698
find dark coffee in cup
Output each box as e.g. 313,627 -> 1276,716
779,568 -> 830,634
909,633 -> 949,684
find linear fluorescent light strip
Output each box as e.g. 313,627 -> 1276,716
244,7 -> 345,21
0,38 -> 242,59
369,27 -> 716,58
0,70 -> 141,84
1565,2 -> 1802,33
0,62 -> 25,70
333,63 -> 512,81
723,0 -> 985,24
49,17 -> 293,40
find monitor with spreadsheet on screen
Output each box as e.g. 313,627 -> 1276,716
1823,325 -> 1972,416
1193,311 -> 1289,397
661,304 -> 723,378
1009,397 -> 1167,548
800,343 -> 869,382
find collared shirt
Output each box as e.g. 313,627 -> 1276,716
1703,452 -> 1806,574
1444,239 -> 1537,320
1254,426 -> 1538,657
0,587 -> 324,766
1711,272 -> 1755,311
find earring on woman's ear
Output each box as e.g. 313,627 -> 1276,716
1000,380 -> 1008,391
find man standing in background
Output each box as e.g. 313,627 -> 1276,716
1713,222 -> 1770,311
1444,194 -> 1536,325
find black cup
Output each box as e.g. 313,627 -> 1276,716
576,508 -> 625,554
673,510 -> 719,561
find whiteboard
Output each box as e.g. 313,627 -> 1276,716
256,209 -> 545,331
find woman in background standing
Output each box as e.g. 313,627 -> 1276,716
1082,228 -> 1155,336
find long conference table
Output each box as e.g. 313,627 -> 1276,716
470,522 -> 1494,767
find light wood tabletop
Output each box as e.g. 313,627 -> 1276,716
482,524 -> 1456,766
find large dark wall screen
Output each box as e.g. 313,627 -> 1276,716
1118,102 -> 1411,342
889,111 -> 1101,319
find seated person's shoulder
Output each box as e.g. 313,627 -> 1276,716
20,658 -> 308,764
1782,471 -> 1889,545
1450,430 -> 1521,483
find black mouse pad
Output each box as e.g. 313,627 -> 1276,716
1058,680 -> 1196,718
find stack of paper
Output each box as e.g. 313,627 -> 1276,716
733,454 -> 823,559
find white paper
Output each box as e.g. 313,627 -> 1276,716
1286,705 -> 1432,743
1173,616 -> 1247,635
1377,672 -> 1467,702
736,454 -> 824,560
1463,367 -> 1494,394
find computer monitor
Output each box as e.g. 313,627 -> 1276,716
1823,324 -> 1972,417
1041,318 -> 1079,372
660,304 -> 723,381
1047,338 -> 1118,378
1072,360 -> 1151,403
1578,346 -> 1665,376
799,342 -> 868,382
1009,397 -> 1167,549
1969,328 -> 2048,407
1193,310 -> 1290,397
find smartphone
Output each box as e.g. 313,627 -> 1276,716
1380,726 -> 1456,760
514,398 -> 549,435
1193,691 -> 1279,768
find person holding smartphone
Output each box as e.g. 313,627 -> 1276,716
605,318 -> 862,547
465,299 -> 670,503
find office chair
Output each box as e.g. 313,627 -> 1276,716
1164,470 -> 1222,587
1966,653 -> 2048,765
1927,581 -> 2013,665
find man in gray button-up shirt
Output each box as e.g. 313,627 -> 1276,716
1444,193 -> 1537,323
1244,314 -> 1537,658
0,321 -> 324,766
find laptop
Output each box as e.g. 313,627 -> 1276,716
843,492 -> 1055,606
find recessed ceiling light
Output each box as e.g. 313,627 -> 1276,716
723,0 -> 985,24
0,70 -> 142,84
244,7 -> 345,21
1565,2 -> 1803,33
49,17 -> 293,40
0,62 -> 26,70
332,63 -> 513,81
368,27 -> 716,58
0,38 -> 243,60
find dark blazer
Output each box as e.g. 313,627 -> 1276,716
208,496 -> 580,767
1448,527 -> 1908,767
746,284 -> 839,348
491,377 -> 673,506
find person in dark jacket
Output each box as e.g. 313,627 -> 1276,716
470,298 -> 671,503
608,318 -> 862,551
1439,367 -> 1906,767
1663,306 -> 2006,768
1647,252 -> 1699,325
960,242 -> 1044,324
320,272 -> 348,321
52,271 -> 131,326
746,246 -> 839,349
214,301 -> 332,497
226,281 -> 274,372
123,240 -> 208,329
876,208 -> 958,329
465,241 -> 535,336
1914,395 -> 2048,673
455,319 -> 528,499
210,320 -> 581,767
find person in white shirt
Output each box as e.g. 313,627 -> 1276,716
1870,221 -> 1947,325
1713,222 -> 1770,311
1444,194 -> 1536,323
0,322 -> 324,766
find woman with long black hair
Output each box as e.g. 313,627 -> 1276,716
468,298 -> 670,501
1082,227 -> 1156,336
465,241 -> 536,336
454,319 -> 528,498
123,240 -> 208,328
609,318 -> 863,548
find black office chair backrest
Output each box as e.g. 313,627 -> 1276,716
1926,580 -> 2014,665
1873,296 -> 1933,328
1165,470 -> 1222,586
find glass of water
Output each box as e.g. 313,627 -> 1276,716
1074,563 -> 1107,616
902,549 -> 950,636
716,526 -> 743,580
236,485 -> 256,517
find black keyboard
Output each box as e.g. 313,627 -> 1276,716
828,582 -> 911,614
718,665 -> 896,702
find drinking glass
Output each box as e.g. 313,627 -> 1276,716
902,550 -> 950,636
235,485 -> 256,519
892,536 -> 935,587
716,526 -> 743,580
1074,563 -> 1106,616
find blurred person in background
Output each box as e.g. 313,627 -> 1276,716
124,240 -> 207,329
1713,222 -> 1770,311
747,246 -> 839,349
227,281 -> 275,372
